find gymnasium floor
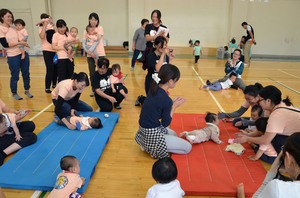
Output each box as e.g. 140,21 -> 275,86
0,55 -> 300,198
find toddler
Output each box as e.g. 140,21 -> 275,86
48,155 -> 85,198
224,46 -> 229,59
200,72 -> 237,91
84,25 -> 100,65
14,19 -> 28,60
228,38 -> 238,58
64,27 -> 80,62
246,118 -> 277,164
146,157 -> 185,198
36,15 -> 55,44
180,112 -> 223,144
53,115 -> 102,131
110,64 -> 129,103
193,40 -> 202,65
245,105 -> 262,133
0,113 -> 22,141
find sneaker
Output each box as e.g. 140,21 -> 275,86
114,105 -> 122,110
135,96 -> 141,106
45,89 -> 51,93
24,91 -> 33,98
13,93 -> 23,100
130,67 -> 134,71
206,80 -> 212,85
244,63 -> 248,66
90,92 -> 95,97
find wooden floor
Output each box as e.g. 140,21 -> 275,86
0,55 -> 300,198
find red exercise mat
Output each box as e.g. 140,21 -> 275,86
170,113 -> 266,197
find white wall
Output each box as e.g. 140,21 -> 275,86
1,0 -> 299,56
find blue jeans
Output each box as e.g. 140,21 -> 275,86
131,50 -> 144,67
204,83 -> 222,91
233,117 -> 250,130
52,99 -> 93,118
7,52 -> 30,93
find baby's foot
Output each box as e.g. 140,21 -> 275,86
124,94 -> 129,101
199,85 -> 204,90
206,87 -> 210,91
179,131 -> 188,137
237,183 -> 245,198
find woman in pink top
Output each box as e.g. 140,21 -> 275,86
0,9 -> 33,100
82,12 -> 106,97
52,19 -> 74,83
39,13 -> 57,93
235,85 -> 300,154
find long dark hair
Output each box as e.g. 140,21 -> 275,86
150,64 -> 180,95
88,12 -> 99,27
244,83 -> 263,97
151,9 -> 162,24
283,132 -> 300,167
71,72 -> 89,86
0,9 -> 14,23
259,85 -> 292,106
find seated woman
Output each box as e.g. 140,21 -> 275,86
234,85 -> 300,154
52,72 -> 93,130
0,99 -> 36,166
135,64 -> 192,159
93,58 -> 126,112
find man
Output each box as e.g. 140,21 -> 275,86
241,22 -> 256,66
131,19 -> 149,71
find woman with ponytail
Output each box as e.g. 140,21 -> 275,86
51,72 -> 93,130
135,64 -> 191,159
235,85 -> 300,153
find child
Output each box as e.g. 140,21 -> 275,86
110,64 -> 129,103
244,105 -> 262,133
64,27 -> 80,62
200,72 -> 237,91
0,113 -> 22,141
36,14 -> 55,44
53,115 -> 102,131
193,40 -> 202,65
228,38 -> 238,59
224,46 -> 229,59
48,155 -> 85,198
246,118 -> 277,164
180,112 -> 223,144
84,25 -> 100,65
146,158 -> 185,198
188,39 -> 195,47
14,19 -> 28,60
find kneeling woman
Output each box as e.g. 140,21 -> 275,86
135,64 -> 192,159
51,72 -> 93,130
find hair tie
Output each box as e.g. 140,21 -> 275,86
152,73 -> 161,84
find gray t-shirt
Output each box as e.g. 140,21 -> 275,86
133,27 -> 146,51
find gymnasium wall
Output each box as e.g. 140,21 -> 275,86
1,0 -> 299,56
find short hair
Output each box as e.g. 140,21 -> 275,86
255,117 -> 268,133
112,64 -> 121,72
88,12 -> 100,26
90,118 -> 103,129
70,27 -> 78,32
141,19 -> 149,26
40,13 -> 49,19
56,19 -> 66,28
230,38 -> 236,44
152,157 -> 177,184
251,105 -> 263,117
0,9 -> 14,23
0,114 -> 5,124
60,155 -> 77,171
195,40 -> 200,44
241,22 -> 248,26
224,46 -> 228,50
229,72 -> 237,78
205,112 -> 217,123
14,19 -> 25,26
86,25 -> 92,32
98,57 -> 110,69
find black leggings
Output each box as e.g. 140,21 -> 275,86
95,89 -> 125,112
272,134 -> 289,154
57,59 -> 74,82
43,51 -> 57,89
0,121 -> 37,151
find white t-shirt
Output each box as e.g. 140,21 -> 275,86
247,25 -> 252,41
146,179 -> 185,198
220,78 -> 233,89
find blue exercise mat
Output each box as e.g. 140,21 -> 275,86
0,112 -> 119,193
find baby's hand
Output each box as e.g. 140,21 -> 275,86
15,134 -> 23,141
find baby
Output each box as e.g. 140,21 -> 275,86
84,25 -> 100,65
110,64 -> 129,102
14,19 -> 29,60
245,105 -> 262,133
48,155 -> 85,198
180,112 -> 223,144
0,113 -> 22,141
53,116 -> 102,131
200,73 -> 237,91
36,15 -> 55,44
64,27 -> 80,62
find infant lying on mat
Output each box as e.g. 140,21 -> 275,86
53,115 -> 102,130
180,112 -> 223,144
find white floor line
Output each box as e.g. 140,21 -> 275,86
272,80 -> 300,94
277,69 -> 300,79
192,67 -> 225,112
29,103 -> 53,121
30,190 -> 41,198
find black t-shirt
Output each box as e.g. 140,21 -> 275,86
92,68 -> 112,93
144,24 -> 170,47
146,52 -> 169,78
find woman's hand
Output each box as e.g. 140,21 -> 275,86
173,97 -> 186,109
86,50 -> 96,59
234,120 -> 243,127
67,124 -> 77,130
108,96 -> 117,103
233,134 -> 248,143
15,134 -> 23,141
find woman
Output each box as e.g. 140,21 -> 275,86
135,36 -> 174,106
237,132 -> 300,198
235,85 -> 300,153
0,98 -> 36,166
0,9 -> 33,100
39,13 -> 57,93
52,19 -> 74,82
135,64 -> 192,159
51,72 -> 93,130
82,12 -> 105,97
218,83 -> 263,129
92,58 -> 126,112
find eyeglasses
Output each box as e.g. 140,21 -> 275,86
258,98 -> 265,103
233,53 -> 240,56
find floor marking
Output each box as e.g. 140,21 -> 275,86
29,103 -> 53,121
269,78 -> 300,94
277,69 -> 300,79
